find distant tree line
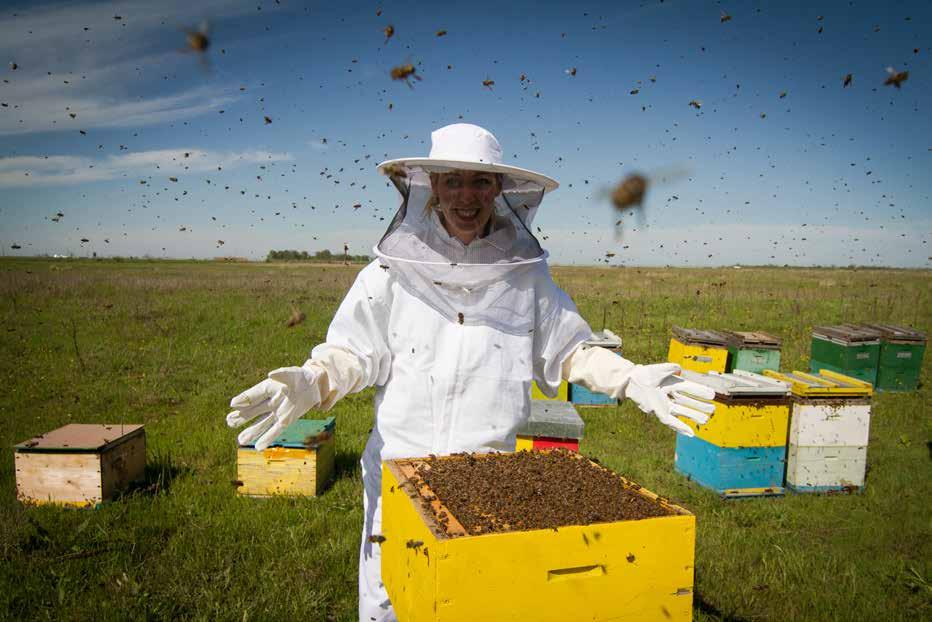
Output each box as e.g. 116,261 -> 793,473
266,249 -> 370,263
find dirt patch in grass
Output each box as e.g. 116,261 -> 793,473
409,449 -> 678,536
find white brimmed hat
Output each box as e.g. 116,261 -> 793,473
377,123 -> 559,193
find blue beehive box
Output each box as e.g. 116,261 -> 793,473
673,370 -> 791,498
570,329 -> 623,406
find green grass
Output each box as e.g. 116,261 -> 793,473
0,258 -> 929,621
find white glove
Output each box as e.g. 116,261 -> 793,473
226,362 -> 324,450
623,363 -> 715,436
563,347 -> 715,436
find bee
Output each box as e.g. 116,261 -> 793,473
10,244 -> 21,250
9,62 -> 17,70
566,67 -> 577,76
391,63 -> 422,88
184,22 -> 210,53
80,238 -> 89,243
457,312 -> 464,324
381,163 -> 407,179
263,116 -> 272,124
216,240 -> 224,247
843,73 -> 853,87
630,88 -> 639,95
482,78 -> 495,90
688,99 -> 702,109
436,29 -> 447,37
169,177 -> 178,182
611,174 -> 648,211
384,24 -> 394,44
884,67 -> 908,88
779,90 -> 787,98
368,534 -> 386,543
720,10 -> 732,23
286,302 -> 306,328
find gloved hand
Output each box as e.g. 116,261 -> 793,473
623,363 -> 715,436
226,363 -> 324,450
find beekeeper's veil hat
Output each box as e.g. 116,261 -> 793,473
374,123 -> 558,332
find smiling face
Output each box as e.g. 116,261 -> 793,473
430,170 -> 502,245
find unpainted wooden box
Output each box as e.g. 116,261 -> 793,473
381,455 -> 696,622
236,417 -> 335,497
15,424 -> 146,508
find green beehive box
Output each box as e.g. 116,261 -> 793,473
723,331 -> 782,374
863,324 -> 926,392
810,325 -> 881,385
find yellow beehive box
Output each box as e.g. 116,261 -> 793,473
668,326 -> 730,373
531,379 -> 569,401
15,424 -> 146,508
236,417 -> 335,497
678,370 -> 792,447
381,453 -> 695,622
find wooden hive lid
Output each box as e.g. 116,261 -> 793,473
762,369 -> 873,397
671,326 -> 729,346
239,417 -> 335,449
680,370 -> 790,397
15,423 -> 145,453
722,330 -> 782,349
862,323 -> 926,344
583,328 -> 622,349
812,324 -> 882,344
516,401 -> 584,440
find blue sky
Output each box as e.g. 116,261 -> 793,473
1,0 -> 929,267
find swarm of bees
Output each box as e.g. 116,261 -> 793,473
390,63 -> 421,88
884,67 -> 908,88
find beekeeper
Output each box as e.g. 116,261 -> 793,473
226,123 -> 715,622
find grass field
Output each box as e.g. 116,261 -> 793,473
0,258 -> 929,621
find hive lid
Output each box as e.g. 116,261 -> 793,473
722,330 -> 781,349
584,328 -> 622,349
762,369 -> 873,397
862,323 -> 926,344
812,324 -> 881,344
671,326 -> 729,346
516,401 -> 584,440
239,417 -> 335,449
14,423 -> 145,453
680,370 -> 790,397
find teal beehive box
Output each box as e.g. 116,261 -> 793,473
863,324 -> 926,392
723,331 -> 782,374
570,329 -> 623,406
810,325 -> 881,385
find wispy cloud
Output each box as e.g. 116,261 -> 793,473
0,0 -> 262,136
0,148 -> 293,187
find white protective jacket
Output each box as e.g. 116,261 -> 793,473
310,257 -> 591,622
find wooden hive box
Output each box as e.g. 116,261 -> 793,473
236,417 -> 335,497
863,324 -> 926,392
674,370 -> 791,498
723,330 -> 782,374
810,324 -> 881,385
668,326 -> 730,373
515,400 -> 584,452
570,329 -> 623,406
15,424 -> 146,508
381,453 -> 696,622
763,370 -> 872,493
